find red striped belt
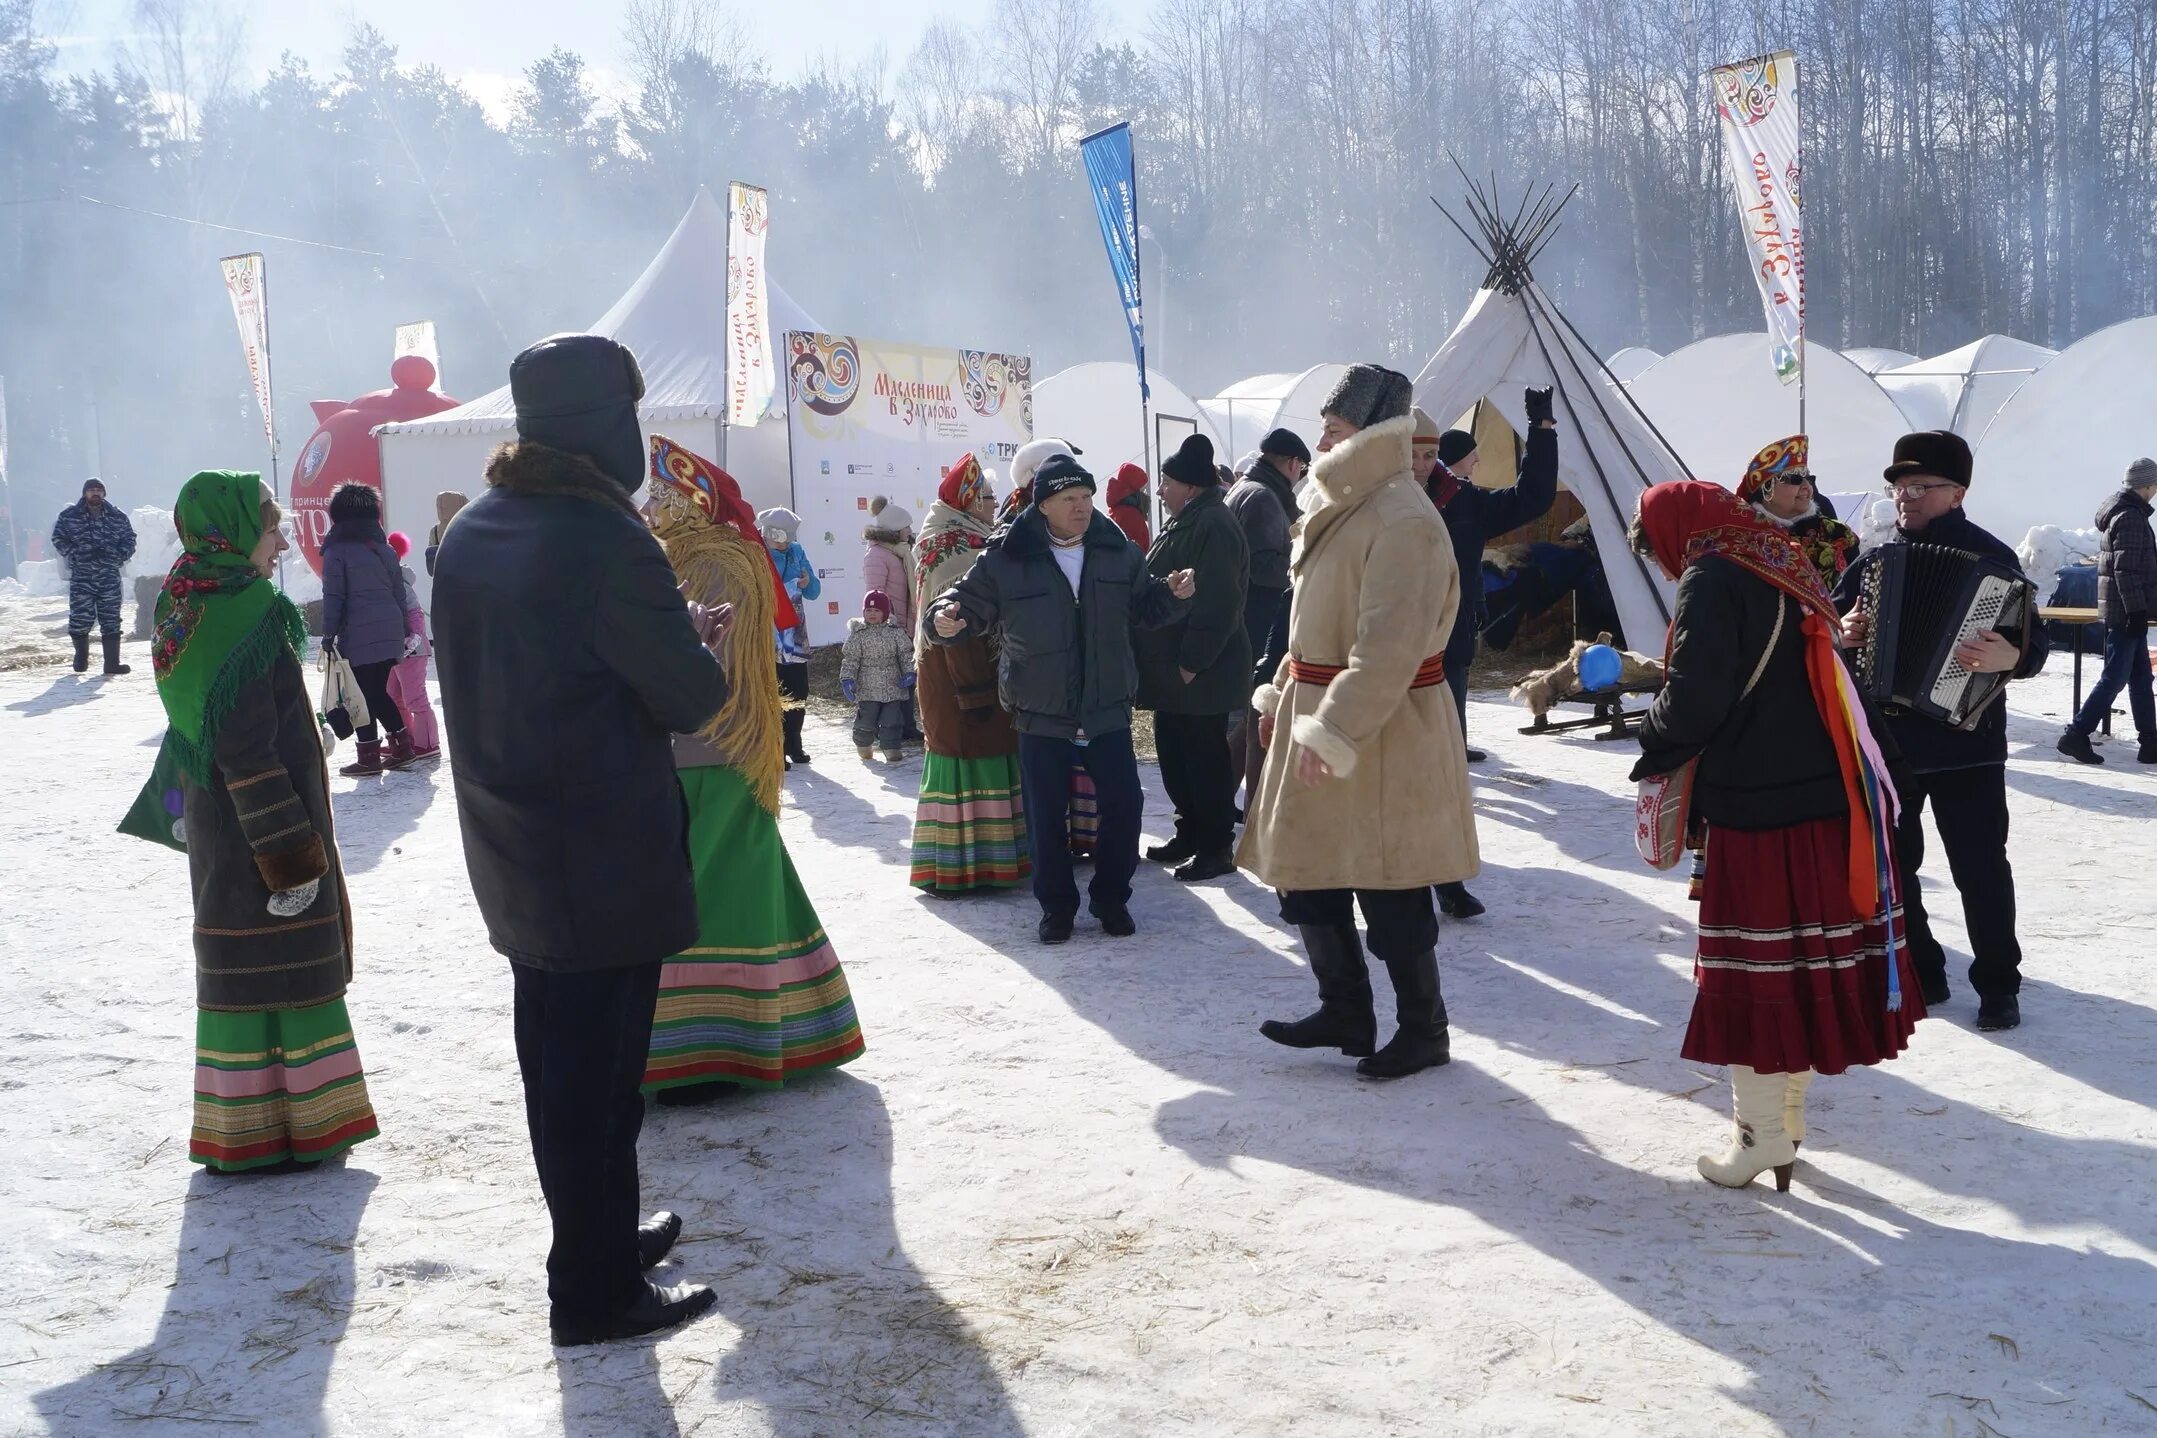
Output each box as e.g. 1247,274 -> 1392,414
1288,654 -> 1447,688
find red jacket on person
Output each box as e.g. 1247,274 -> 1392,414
1107,463 -> 1153,549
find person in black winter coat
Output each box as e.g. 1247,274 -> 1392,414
2057,458 -> 2157,765
1224,429 -> 1306,817
1833,430 -> 2048,1033
1136,434 -> 1250,882
927,453 -> 1194,942
50,477 -> 137,674
1415,392 -> 1561,761
431,333 -> 733,1348
1411,391 -> 1560,919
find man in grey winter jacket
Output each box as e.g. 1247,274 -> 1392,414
928,453 -> 1194,943
50,477 -> 137,674
1224,427 -> 1306,658
2058,457 -> 2157,765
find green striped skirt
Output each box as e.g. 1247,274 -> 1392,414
911,751 -> 1031,893
644,765 -> 865,1092
190,1000 -> 381,1171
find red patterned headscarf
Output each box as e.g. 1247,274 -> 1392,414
648,434 -> 794,623
1736,434 -> 1810,506
940,453 -> 988,511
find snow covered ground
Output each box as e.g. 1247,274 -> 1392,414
1,627 -> 2153,1438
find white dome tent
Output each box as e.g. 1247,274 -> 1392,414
376,188 -> 820,604
1842,346 -> 1919,376
1601,346 -> 1663,384
1969,316 -> 2157,544
1199,364 -> 1350,464
1032,362 -> 1223,479
1874,335 -> 2056,436
1625,335 -> 1909,493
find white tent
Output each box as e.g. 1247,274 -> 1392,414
1413,187 -> 1684,649
1625,335 -> 1908,494
1602,346 -> 1663,384
1875,335 -> 2055,436
376,188 -> 820,603
1199,364 -> 1350,463
1842,346 -> 1919,376
1970,316 -> 2157,543
1032,362 -> 1224,478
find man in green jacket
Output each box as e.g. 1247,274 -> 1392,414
1138,434 -> 1251,882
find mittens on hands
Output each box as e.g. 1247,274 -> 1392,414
1524,386 -> 1555,426
267,877 -> 320,918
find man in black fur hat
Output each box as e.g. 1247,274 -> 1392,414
433,333 -> 735,1345
1138,433 -> 1250,882
1834,430 -> 2048,1033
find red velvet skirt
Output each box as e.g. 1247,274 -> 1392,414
1681,815 -> 1925,1075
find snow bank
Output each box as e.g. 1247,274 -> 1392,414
125,505 -> 179,582
15,558 -> 65,597
2018,524 -> 2100,607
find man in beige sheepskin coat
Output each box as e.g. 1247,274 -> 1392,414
1238,364 -> 1479,1079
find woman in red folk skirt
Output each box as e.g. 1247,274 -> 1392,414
1629,480 -> 1925,1191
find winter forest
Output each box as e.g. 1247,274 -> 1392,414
5,0 -> 2157,523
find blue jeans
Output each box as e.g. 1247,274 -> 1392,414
1018,728 -> 1143,918
2069,623 -> 2154,738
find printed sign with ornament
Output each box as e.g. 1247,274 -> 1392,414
784,332 -> 1032,645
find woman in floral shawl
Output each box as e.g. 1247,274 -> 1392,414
909,453 -> 1030,893
151,471 -> 380,1173
1738,435 -> 1860,588
1628,481 -> 1922,1192
641,437 -> 864,1102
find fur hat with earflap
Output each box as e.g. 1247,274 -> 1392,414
1009,438 -> 1075,498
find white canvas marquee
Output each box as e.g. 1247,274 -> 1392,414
1032,362 -> 1223,478
1601,347 -> 1663,384
1198,364 -> 1350,464
1970,316 -> 2157,543
376,188 -> 820,603
1874,334 -> 2056,437
1842,346 -> 1918,376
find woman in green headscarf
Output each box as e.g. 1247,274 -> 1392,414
153,471 -> 380,1174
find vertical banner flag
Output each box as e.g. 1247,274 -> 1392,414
726,181 -> 775,427
393,321 -> 440,373
219,252 -> 277,446
1710,51 -> 1805,385
1079,123 -> 1147,401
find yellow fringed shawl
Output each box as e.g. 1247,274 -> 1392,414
652,488 -> 786,815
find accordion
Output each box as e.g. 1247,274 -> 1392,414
1853,543 -> 2035,730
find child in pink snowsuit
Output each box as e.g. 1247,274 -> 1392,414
384,532 -> 440,756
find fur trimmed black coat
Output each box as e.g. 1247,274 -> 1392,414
431,441 -> 729,972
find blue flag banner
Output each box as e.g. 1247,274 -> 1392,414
1079,122 -> 1147,401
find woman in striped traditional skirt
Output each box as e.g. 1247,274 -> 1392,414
644,437 -> 864,1102
910,454 -> 1031,893
1629,481 -> 1924,1191
147,471 -> 381,1173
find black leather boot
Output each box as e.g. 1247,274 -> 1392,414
71,632 -> 90,673
1260,925 -> 1377,1057
782,708 -> 810,765
1436,881 -> 1484,918
1357,949 -> 1451,1079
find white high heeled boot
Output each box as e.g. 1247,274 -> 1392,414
1698,1065 -> 1798,1191
1784,1070 -> 1816,1149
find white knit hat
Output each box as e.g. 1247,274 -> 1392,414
756,506 -> 801,538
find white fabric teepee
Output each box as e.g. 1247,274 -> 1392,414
1413,186 -> 1683,649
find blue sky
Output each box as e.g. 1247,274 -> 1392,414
45,0 -> 1090,115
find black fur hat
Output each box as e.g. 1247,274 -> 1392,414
1320,364 -> 1415,430
1883,430 -> 1973,489
510,333 -> 648,491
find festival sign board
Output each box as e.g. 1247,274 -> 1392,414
1710,50 -> 1805,387
784,333 -> 1032,646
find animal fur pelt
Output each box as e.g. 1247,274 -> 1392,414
1509,632 -> 1665,717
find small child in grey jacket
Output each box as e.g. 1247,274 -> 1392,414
841,589 -> 916,761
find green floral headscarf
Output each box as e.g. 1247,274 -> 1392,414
152,470 -> 307,783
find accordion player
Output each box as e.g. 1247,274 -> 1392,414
1848,543 -> 2038,730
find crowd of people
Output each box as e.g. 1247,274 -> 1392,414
105,323 -> 2144,1351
